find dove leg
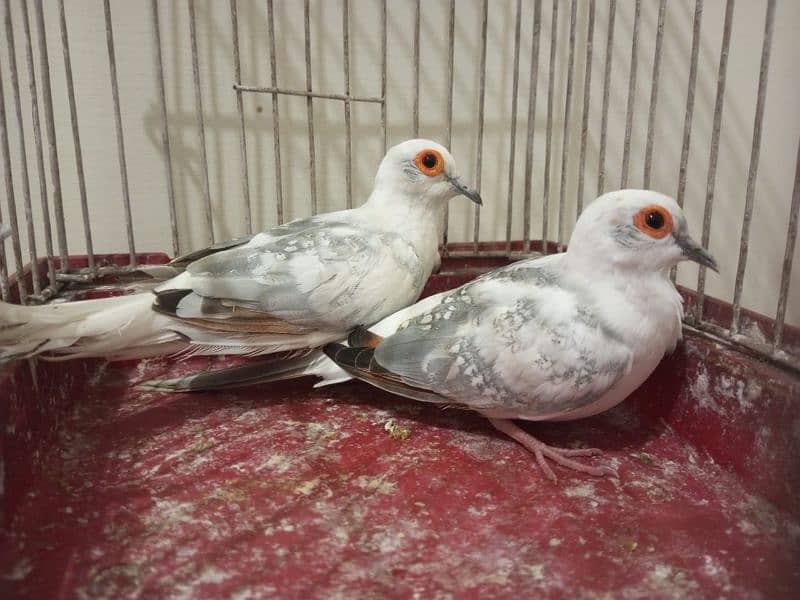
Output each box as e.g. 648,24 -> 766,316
488,418 -> 616,482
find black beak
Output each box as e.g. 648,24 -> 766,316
446,175 -> 483,206
675,234 -> 718,272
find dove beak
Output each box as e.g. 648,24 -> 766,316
446,175 -> 483,206
676,234 -> 718,272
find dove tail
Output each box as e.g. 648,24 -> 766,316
0,293 -> 172,364
136,352 -> 323,393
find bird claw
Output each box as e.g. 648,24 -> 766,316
488,417 -> 616,482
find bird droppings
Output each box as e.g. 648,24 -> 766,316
384,419 -> 411,441
564,483 -> 596,498
353,474 -> 397,496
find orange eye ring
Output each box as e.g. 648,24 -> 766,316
414,149 -> 445,177
633,205 -> 673,239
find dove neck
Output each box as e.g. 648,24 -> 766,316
360,187 -> 447,244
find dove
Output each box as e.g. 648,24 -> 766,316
0,139 -> 481,364
318,190 -> 718,480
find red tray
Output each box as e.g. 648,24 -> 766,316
1,252 -> 798,598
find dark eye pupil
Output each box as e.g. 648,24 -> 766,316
645,211 -> 664,229
421,153 -> 437,169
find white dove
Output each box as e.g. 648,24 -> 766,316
0,139 -> 481,363
308,190 -> 715,480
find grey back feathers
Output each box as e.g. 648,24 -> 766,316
368,256 -> 634,419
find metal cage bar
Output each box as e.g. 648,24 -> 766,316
35,0 -> 69,274
103,0 -> 136,266
676,0 -> 704,210
58,0 -> 95,275
541,0 -> 559,256
522,0 -> 543,254
188,0 -> 214,242
597,0 -> 616,196
503,0 -> 523,255
619,0 -> 641,189
576,0 -> 595,216
556,0 -> 578,251
20,0 -> 57,293
4,2 -> 39,296
642,0 -> 666,189
471,0 -> 488,253
0,48 -> 26,301
0,0 -> 796,374
695,0 -> 735,323
731,0 -> 776,335
302,0 -> 318,216
229,0 -> 253,234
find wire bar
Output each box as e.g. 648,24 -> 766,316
412,0 -> 420,137
380,0 -> 387,153
556,0 -> 577,251
596,0 -> 616,196
676,0 -> 703,209
541,0 -> 559,255
442,0 -> 455,253
343,0 -> 352,209
472,0 -> 488,252
642,0 -> 666,188
0,218 -> 8,301
0,48 -> 27,300
234,85 -> 382,103
58,0 -> 94,275
34,0 -> 69,273
188,0 -> 214,242
671,0 -> 703,284
302,0 -> 318,215
576,0 -> 595,216
229,0 -> 253,233
773,139 -> 800,351
694,0 -> 735,322
152,0 -> 179,254
20,0 -> 56,290
4,2 -> 39,295
266,0 -> 284,224
503,0 -> 523,254
619,0 -> 641,188
731,0 -> 776,335
522,0 -> 543,253
103,0 -> 136,265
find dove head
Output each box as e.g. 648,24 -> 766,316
567,190 -> 718,276
371,139 -> 482,207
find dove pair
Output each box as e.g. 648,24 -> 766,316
142,188 -> 716,480
0,139 -> 717,480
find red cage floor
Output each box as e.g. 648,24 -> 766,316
1,254 -> 799,598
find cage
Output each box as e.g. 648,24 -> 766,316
0,0 -> 798,597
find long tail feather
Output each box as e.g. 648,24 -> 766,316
136,352 -> 324,393
0,293 -> 180,362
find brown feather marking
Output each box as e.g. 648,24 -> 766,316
179,315 -> 314,335
347,326 -> 384,349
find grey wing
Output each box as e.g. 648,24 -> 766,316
168,234 -> 255,268
373,263 -> 634,419
157,219 -> 425,334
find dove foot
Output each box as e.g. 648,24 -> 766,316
488,418 -> 616,482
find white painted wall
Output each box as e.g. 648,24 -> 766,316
1,0 -> 798,327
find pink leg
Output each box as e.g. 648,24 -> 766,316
489,418 -> 617,482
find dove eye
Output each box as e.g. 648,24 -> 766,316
633,205 -> 673,239
414,149 -> 445,177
